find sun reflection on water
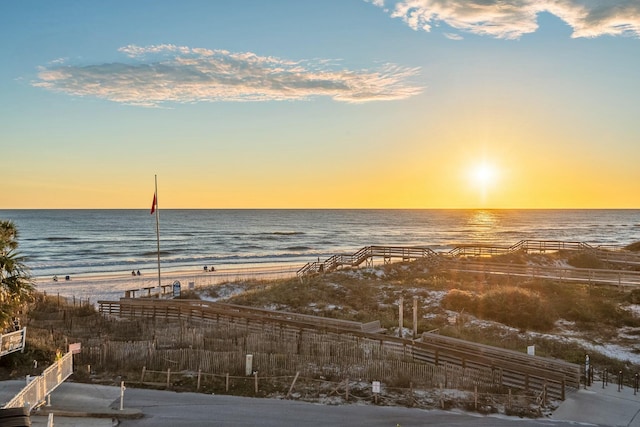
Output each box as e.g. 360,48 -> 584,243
466,210 -> 500,243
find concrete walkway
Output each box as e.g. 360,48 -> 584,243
0,380 -> 140,426
552,382 -> 640,427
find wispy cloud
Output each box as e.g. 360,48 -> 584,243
32,44 -> 422,107
373,1 -> 640,39
444,33 -> 464,41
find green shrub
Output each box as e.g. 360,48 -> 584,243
442,289 -> 476,312
567,252 -> 604,269
624,241 -> 640,251
628,289 -> 640,304
475,287 -> 555,331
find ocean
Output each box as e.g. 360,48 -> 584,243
2,209 -> 640,279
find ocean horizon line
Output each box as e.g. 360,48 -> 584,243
2,207 -> 640,211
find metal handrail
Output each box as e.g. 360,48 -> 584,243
2,351 -> 74,411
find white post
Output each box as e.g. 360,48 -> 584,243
246,354 -> 254,376
47,413 -> 54,427
120,381 -> 126,410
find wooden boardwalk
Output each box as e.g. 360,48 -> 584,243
98,298 -> 581,400
94,239 -> 640,401
297,240 -> 640,287
443,260 -> 640,288
297,245 -> 440,276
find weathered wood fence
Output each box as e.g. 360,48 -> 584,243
96,299 -> 579,400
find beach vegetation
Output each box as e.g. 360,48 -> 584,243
625,241 -> 640,251
216,257 -> 640,369
627,289 -> 640,304
442,286 -> 554,331
0,220 -> 35,330
482,249 -> 529,264
5,249 -> 640,399
566,251 -> 605,269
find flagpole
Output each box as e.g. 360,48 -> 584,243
154,175 -> 161,289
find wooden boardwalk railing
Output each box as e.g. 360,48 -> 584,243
296,240 -> 640,288
99,298 -> 385,334
414,333 -> 579,400
98,298 -> 580,400
297,245 -> 440,276
443,260 -> 640,287
446,240 -> 594,257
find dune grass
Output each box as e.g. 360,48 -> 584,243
213,258 -> 640,370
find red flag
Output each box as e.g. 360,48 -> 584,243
150,193 -> 157,215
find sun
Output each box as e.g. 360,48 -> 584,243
467,162 -> 499,204
471,163 -> 496,188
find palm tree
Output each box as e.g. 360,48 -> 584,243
0,220 -> 34,329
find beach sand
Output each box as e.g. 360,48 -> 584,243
34,263 -> 301,304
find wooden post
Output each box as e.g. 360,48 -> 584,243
345,378 -> 349,401
286,372 -> 300,399
166,368 -> 171,389
140,366 -> 146,383
197,369 -> 201,391
398,296 -> 404,338
412,296 -> 418,339
409,381 -> 414,407
226,373 -> 229,392
508,388 -> 512,409
444,365 -> 448,388
474,385 -> 478,410
254,371 -> 259,394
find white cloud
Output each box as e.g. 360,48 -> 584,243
364,0 -> 386,8
374,0 -> 640,39
32,44 -> 422,107
444,32 -> 464,41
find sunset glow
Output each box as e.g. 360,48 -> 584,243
1,1 -> 639,209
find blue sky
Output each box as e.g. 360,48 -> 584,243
2,0 -> 639,208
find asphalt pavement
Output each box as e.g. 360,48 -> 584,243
1,380 -> 639,426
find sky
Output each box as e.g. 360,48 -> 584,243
1,0 -> 639,209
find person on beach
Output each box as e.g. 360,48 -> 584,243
53,275 -> 58,282
204,265 -> 208,272
131,270 -> 136,276
137,270 -> 141,276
